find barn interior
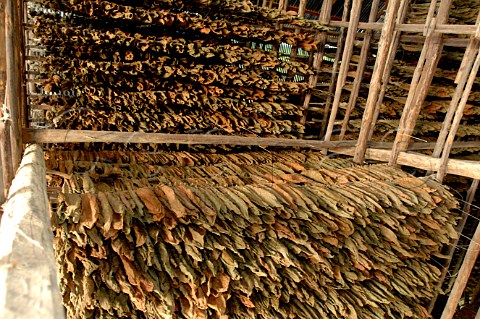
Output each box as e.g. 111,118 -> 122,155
0,0 -> 479,318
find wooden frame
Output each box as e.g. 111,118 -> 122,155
0,144 -> 64,319
3,0 -> 479,317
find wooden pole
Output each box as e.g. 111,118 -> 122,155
367,0 -> 409,140
22,129 -> 480,179
0,121 -> 11,201
388,0 -> 453,165
299,0 -> 333,128
431,12 -> 480,159
427,178 -> 479,313
0,144 -> 64,319
353,0 -> 403,163
440,204 -> 480,319
323,0 -> 363,144
339,0 -> 381,140
436,47 -> 480,182
5,0 -> 23,172
319,0 -> 351,138
0,0 -> 7,203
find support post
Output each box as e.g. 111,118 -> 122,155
0,144 -> 64,319
440,205 -> 480,319
319,0 -> 351,138
5,0 -> 23,172
388,0 -> 453,165
323,0 -> 363,144
353,0 -> 403,163
436,47 -> 480,182
368,0 -> 409,140
299,0 -> 333,128
339,0 -> 381,140
428,178 -> 479,313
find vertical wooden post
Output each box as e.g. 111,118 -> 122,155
0,0 -> 7,203
431,12 -> 480,159
5,0 -> 23,172
367,0 -> 411,140
388,0 -> 453,165
353,0 -> 403,163
323,0 -> 363,144
0,121 -> 11,201
428,178 -> 479,313
436,48 -> 480,182
339,0 -> 381,140
319,0 -> 351,138
299,0 -> 333,128
440,204 -> 480,319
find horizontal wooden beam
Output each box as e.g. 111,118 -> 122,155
328,21 -> 478,35
335,147 -> 480,180
0,144 -> 64,318
23,128 -> 360,148
22,129 -> 480,151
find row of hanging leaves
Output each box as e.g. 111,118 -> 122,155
32,0 -> 329,137
48,149 -> 459,319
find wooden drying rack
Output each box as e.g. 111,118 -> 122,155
9,0 -> 478,185
0,1 -> 479,318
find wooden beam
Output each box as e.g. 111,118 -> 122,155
323,0 -> 363,144
433,17 -> 480,160
337,147 -> 480,180
5,0 -> 22,171
353,0 -> 403,163
436,44 -> 480,182
327,21 -> 479,35
22,128 -> 480,150
0,144 -> 64,319
389,0 -> 453,165
339,0 -> 381,140
319,0 -> 350,138
0,122 -> 13,200
428,178 -> 480,313
299,0 -> 333,128
440,181 -> 480,319
368,0 -> 409,140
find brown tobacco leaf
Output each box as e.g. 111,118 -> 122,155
80,193 -> 100,229
135,187 -> 165,221
97,192 -> 113,234
207,294 -> 227,314
156,185 -> 187,218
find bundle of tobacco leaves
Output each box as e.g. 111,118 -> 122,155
48,149 -> 459,319
30,0 -> 329,137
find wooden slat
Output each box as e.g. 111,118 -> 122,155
353,0 -> 403,163
440,178 -> 480,319
0,144 -> 64,319
22,127 -> 480,152
436,47 -> 480,182
319,0 -> 351,138
323,0 -> 363,143
5,0 -> 22,171
0,122 -> 12,201
327,21 -> 479,34
367,0 -> 409,140
339,0 -> 381,140
432,12 -> 480,160
299,0 -> 333,128
428,178 -> 480,313
338,147 -> 480,180
389,0 -> 453,165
